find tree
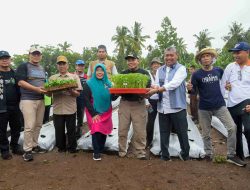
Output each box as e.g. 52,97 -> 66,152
112,26 -> 130,56
193,29 -> 214,51
128,22 -> 150,55
58,41 -> 72,52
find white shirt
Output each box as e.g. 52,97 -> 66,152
155,65 -> 187,114
149,71 -> 159,100
221,62 -> 250,107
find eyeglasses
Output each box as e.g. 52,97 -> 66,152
238,70 -> 242,81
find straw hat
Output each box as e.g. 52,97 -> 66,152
195,47 -> 217,63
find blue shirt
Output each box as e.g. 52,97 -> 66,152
191,67 -> 225,110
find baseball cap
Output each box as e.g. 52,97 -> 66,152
75,60 -> 85,65
125,53 -> 139,60
56,55 -> 68,64
228,42 -> 250,52
0,51 -> 11,58
29,46 -> 42,54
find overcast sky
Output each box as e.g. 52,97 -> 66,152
1,0 -> 249,56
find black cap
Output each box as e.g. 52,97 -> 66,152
125,54 -> 139,60
0,51 -> 11,58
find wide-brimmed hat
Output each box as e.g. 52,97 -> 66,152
195,47 -> 217,63
150,57 -> 163,65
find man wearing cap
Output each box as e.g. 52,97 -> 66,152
146,57 -> 162,148
49,56 -> 82,153
0,51 -> 23,160
87,45 -> 118,79
16,46 -> 47,162
221,42 -> 250,160
147,47 -> 190,161
187,47 -> 246,166
118,54 -> 150,160
74,59 -> 87,138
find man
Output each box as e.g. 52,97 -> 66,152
50,56 -> 82,153
16,47 -> 47,162
0,51 -> 23,160
147,47 -> 190,161
118,54 -> 150,160
188,65 -> 199,124
146,57 -> 162,148
221,42 -> 250,160
74,59 -> 87,138
87,45 -> 118,79
187,47 -> 246,166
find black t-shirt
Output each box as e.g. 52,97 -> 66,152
0,70 -> 20,110
191,67 -> 225,110
121,68 -> 150,101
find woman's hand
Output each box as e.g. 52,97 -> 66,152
92,115 -> 101,123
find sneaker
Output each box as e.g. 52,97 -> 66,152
160,156 -> 172,161
118,152 -> 126,158
93,153 -> 101,161
227,156 -> 247,167
12,147 -> 25,155
203,155 -> 213,162
1,152 -> 13,160
23,151 -> 33,162
179,153 -> 190,161
137,155 -> 147,160
32,146 -> 47,154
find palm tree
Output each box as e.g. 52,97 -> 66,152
194,29 -> 214,51
57,41 -> 72,52
111,26 -> 129,56
128,22 -> 150,55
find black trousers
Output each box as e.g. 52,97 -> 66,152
53,113 -> 77,151
228,99 -> 250,159
158,109 -> 190,159
92,132 -> 107,154
146,99 -> 158,147
0,110 -> 21,153
76,99 -> 85,127
43,105 -> 51,124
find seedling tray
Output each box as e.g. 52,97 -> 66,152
109,88 -> 149,94
45,83 -> 78,92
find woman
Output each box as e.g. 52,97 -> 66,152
83,64 -> 114,161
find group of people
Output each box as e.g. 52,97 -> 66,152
0,42 -> 249,167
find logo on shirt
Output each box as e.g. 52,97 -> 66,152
202,74 -> 219,83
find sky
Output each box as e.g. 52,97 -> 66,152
1,0 -> 249,56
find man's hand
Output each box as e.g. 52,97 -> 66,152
92,115 -> 100,123
186,82 -> 193,91
36,87 -> 47,94
225,81 -> 232,91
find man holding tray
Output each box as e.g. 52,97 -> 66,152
118,54 -> 150,160
49,56 -> 82,153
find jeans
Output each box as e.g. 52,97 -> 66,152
199,106 -> 236,157
228,99 -> 250,159
53,113 -> 77,151
0,110 -> 21,153
92,132 -> 107,154
146,99 -> 158,147
158,109 -> 190,159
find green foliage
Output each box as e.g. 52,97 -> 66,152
44,79 -> 77,88
213,155 -> 227,164
111,73 -> 149,88
194,29 -> 214,51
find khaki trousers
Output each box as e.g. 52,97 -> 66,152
118,99 -> 147,158
20,100 -> 45,152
